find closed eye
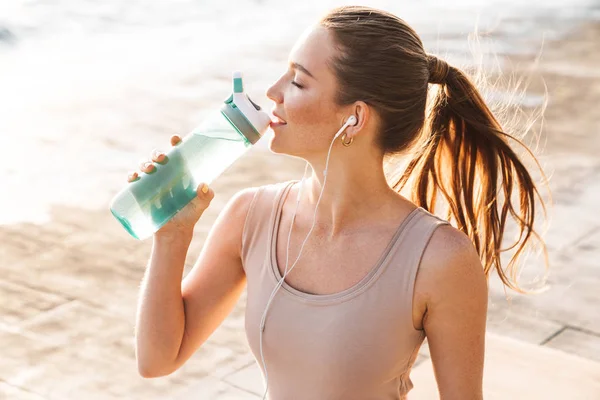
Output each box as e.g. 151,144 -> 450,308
291,81 -> 304,89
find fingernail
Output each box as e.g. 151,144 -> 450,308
201,184 -> 209,194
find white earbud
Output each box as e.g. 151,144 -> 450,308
333,115 -> 358,140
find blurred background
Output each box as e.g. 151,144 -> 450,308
1,0 -> 599,399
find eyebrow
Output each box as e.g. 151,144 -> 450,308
290,62 -> 316,80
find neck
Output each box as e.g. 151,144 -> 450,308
296,156 -> 397,238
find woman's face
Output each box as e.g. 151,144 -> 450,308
266,25 -> 347,158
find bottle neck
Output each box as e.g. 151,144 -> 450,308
220,102 -> 261,145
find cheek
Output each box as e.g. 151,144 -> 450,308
270,90 -> 339,154
285,91 -> 331,127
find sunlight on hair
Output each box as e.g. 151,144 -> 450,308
383,20 -> 552,296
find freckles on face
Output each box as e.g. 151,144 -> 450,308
284,82 -> 331,138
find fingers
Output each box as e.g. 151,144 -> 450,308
127,171 -> 139,183
127,159 -> 156,183
151,149 -> 166,164
139,160 -> 155,174
184,183 -> 215,216
196,183 -> 215,202
128,136 -> 181,183
170,135 -> 182,146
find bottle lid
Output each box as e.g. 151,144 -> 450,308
221,71 -> 271,145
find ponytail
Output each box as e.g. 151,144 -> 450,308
393,56 -> 549,293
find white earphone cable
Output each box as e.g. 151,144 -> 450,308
259,117 -> 355,400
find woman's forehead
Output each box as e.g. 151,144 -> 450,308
288,26 -> 336,80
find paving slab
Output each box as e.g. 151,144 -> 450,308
485,304 -> 564,344
410,332 -> 600,400
545,327 -> 600,363
488,266 -> 600,334
0,280 -> 69,327
0,223 -> 72,266
0,381 -> 47,400
0,336 -> 185,400
171,341 -> 256,382
17,300 -> 131,346
222,361 -> 264,397
6,247 -> 142,322
174,375 -> 260,400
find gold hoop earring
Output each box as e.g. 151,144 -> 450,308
340,132 -> 353,147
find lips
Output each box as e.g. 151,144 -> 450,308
270,111 -> 287,125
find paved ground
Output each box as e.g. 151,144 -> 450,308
2,22 -> 600,400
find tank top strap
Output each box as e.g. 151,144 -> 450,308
241,180 -> 296,274
385,208 -> 451,322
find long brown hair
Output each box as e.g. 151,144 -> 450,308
320,6 -> 549,293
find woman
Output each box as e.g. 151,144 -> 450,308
132,6 -> 547,400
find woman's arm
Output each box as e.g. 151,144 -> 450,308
135,187 -> 257,378
418,226 -> 489,400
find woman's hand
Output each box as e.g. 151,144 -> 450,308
128,135 -> 215,240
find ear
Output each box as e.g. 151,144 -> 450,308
345,101 -> 370,139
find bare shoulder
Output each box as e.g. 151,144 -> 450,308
225,181 -> 288,234
227,185 -> 261,218
213,186 -> 261,238
413,222 -> 488,328
204,185 -> 263,258
423,223 -> 482,272
231,182 -> 283,215
235,180 -> 295,213
230,185 -> 261,207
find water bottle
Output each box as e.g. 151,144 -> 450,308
109,71 -> 271,240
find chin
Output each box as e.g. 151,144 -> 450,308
268,135 -> 305,159
267,134 -> 283,154
268,130 -> 288,153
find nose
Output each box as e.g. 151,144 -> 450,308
266,79 -> 283,104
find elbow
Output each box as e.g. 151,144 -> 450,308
138,370 -> 164,379
138,367 -> 157,379
137,361 -> 174,379
137,363 -> 159,378
136,354 -> 177,378
134,336 -> 182,378
137,358 -> 160,378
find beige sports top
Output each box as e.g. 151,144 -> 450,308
241,180 -> 449,399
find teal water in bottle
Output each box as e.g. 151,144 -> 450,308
109,71 -> 271,240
